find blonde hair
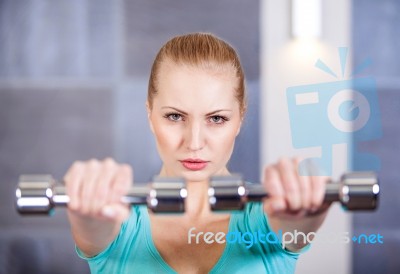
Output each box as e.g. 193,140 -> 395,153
147,33 -> 247,116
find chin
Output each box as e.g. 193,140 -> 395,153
180,170 -> 211,182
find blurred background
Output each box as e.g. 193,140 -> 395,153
0,0 -> 398,273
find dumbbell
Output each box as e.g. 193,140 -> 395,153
15,172 -> 379,215
209,172 -> 379,211
15,175 -> 187,214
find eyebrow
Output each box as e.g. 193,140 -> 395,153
161,106 -> 232,116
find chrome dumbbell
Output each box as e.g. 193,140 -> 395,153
208,172 -> 379,211
15,172 -> 379,215
15,175 -> 187,214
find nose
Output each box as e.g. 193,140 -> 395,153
185,121 -> 205,151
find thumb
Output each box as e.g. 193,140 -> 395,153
101,204 -> 130,222
263,197 -> 286,216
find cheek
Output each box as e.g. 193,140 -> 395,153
153,123 -> 182,153
212,125 -> 239,156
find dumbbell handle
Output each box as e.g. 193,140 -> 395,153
16,175 -> 187,214
209,172 -> 379,211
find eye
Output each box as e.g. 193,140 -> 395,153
209,115 -> 228,124
164,113 -> 184,122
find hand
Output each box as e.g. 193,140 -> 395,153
262,157 -> 329,219
64,158 -> 132,223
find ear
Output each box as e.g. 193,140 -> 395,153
235,118 -> 243,136
146,101 -> 155,133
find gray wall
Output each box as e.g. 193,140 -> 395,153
352,0 -> 400,273
0,0 -> 260,273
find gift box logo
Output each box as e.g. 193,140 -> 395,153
286,48 -> 382,175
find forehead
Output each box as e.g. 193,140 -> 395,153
154,61 -> 239,110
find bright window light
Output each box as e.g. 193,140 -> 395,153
292,0 -> 322,38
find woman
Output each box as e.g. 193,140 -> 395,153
65,33 -> 329,273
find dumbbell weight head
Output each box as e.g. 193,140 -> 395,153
208,175 -> 246,211
338,172 -> 379,211
15,175 -> 56,215
148,177 -> 187,213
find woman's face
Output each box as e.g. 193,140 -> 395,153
147,61 -> 242,182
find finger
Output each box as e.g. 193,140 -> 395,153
294,158 -> 312,210
262,165 -> 286,215
80,159 -> 101,214
91,158 -> 118,215
310,175 -> 329,212
277,158 -> 301,211
64,161 -> 84,210
110,164 -> 133,204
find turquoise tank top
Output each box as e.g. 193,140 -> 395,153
76,202 -> 309,273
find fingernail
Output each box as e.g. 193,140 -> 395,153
102,206 -> 115,218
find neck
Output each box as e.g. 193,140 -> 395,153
184,181 -> 211,220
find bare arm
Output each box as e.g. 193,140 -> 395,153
64,158 -> 132,257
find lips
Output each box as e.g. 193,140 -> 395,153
180,159 -> 209,171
